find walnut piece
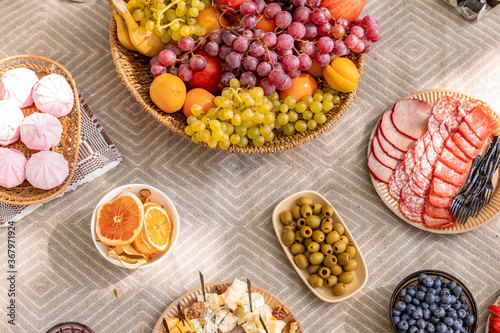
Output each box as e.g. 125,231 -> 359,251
282,319 -> 298,333
186,301 -> 204,320
215,285 -> 224,295
272,305 -> 289,321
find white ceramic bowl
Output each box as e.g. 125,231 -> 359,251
90,184 -> 180,269
272,190 -> 368,302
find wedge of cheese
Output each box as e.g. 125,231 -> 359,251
218,311 -> 238,333
238,293 -> 266,313
224,279 -> 247,311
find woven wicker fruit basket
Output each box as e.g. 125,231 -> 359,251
0,55 -> 81,205
109,15 -> 364,154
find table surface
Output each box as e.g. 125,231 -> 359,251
0,0 -> 499,332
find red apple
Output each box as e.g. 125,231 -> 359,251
187,51 -> 222,95
321,0 -> 365,23
214,0 -> 246,10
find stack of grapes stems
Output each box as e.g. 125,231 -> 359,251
110,0 -> 380,153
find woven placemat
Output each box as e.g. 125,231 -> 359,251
0,92 -> 122,226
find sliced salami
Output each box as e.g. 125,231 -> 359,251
434,160 -> 466,187
430,178 -> 458,198
444,139 -> 469,162
457,99 -> 486,121
379,110 -> 416,152
439,147 -> 471,174
464,105 -> 497,141
404,147 -> 416,175
391,99 -> 432,140
432,129 -> 445,152
409,175 -> 428,197
368,152 -> 394,183
400,198 -> 424,223
377,125 -> 406,160
423,213 -> 455,228
432,95 -> 461,123
458,121 -> 483,149
451,132 -> 482,159
389,163 -> 407,201
427,115 -> 440,133
371,136 -> 400,170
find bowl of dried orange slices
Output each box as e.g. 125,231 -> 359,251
90,184 -> 179,269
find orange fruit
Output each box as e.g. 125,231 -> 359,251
140,205 -> 171,252
183,88 -> 216,117
133,232 -> 159,256
306,59 -> 323,78
279,73 -> 318,102
323,58 -> 360,93
196,6 -> 230,33
95,189 -> 144,247
150,74 -> 186,113
255,16 -> 276,32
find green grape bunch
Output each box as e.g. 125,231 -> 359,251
126,0 -> 211,43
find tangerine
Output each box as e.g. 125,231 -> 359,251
150,74 -> 186,113
279,73 -> 318,102
196,7 -> 230,33
95,189 -> 144,247
182,88 -> 216,117
306,59 -> 323,78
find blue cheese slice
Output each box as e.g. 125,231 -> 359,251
224,279 -> 247,311
218,311 -> 238,333
214,307 -> 231,325
238,293 -> 266,313
196,293 -> 222,311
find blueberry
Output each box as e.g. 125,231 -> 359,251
436,322 -> 447,333
459,294 -> 466,303
398,320 -> 409,331
442,283 -> 448,289
412,298 -> 421,306
427,322 -> 436,332
421,302 -> 429,310
418,284 -> 428,292
408,288 -> 417,297
443,317 -> 454,327
418,274 -> 428,283
423,277 -> 435,288
452,301 -> 462,310
435,287 -> 442,295
423,309 -> 431,320
393,309 -> 402,317
457,309 -> 466,319
448,281 -> 457,290
426,293 -> 436,304
395,300 -> 407,312
459,328 -> 467,333
447,309 -> 457,319
440,288 -> 451,297
416,330 -> 425,333
452,286 -> 462,297
436,276 -> 445,283
441,295 -> 454,305
452,318 -> 463,330
404,294 -> 413,304
393,316 -> 401,325
429,303 -> 438,312
428,288 -> 437,295
416,291 -> 426,301
461,304 -> 469,311
406,304 -> 416,316
417,318 -> 426,329
408,327 -> 418,333
463,314 -> 474,327
430,316 -> 440,324
408,285 -> 417,291
435,296 -> 441,304
434,307 -> 445,318
413,308 -> 423,320
442,304 -> 451,310
434,279 -> 442,288
408,318 -> 416,326
402,314 -> 411,321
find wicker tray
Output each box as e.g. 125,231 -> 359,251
152,281 -> 302,333
0,55 -> 81,205
109,15 -> 364,154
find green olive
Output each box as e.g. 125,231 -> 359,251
291,206 -> 301,220
339,235 -> 349,244
312,203 -> 323,215
300,226 -> 313,238
300,205 -> 312,218
325,231 -> 340,244
325,275 -> 338,288
322,204 -> 334,217
290,243 -> 305,255
297,196 -> 313,206
306,241 -> 320,253
306,215 -> 321,229
338,271 -> 354,284
333,222 -> 344,235
297,218 -> 307,227
294,254 -> 309,269
331,264 -> 343,276
337,252 -> 351,266
320,221 -> 333,234
303,238 -> 312,247
282,229 -> 295,246
304,251 -> 311,260
322,217 -> 333,224
286,224 -> 297,232
294,230 -> 304,243
345,245 -> 356,258
318,266 -> 331,279
323,254 -> 337,267
321,244 -> 333,256
309,252 -> 325,265
309,274 -> 324,288
308,264 -> 321,274
312,230 -> 325,243
333,241 -> 346,254
343,259 -> 358,272
280,211 -> 293,225
332,283 -> 346,296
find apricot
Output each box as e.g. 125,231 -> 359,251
323,58 -> 359,93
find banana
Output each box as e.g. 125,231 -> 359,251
113,11 -> 137,52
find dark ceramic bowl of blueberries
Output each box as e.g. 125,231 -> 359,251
390,270 -> 478,333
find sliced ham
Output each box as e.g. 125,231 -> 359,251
457,99 -> 487,121
423,213 -> 456,228
445,139 -> 469,162
377,124 -> 406,160
432,95 -> 462,123
368,152 -> 393,183
458,121 -> 483,149
371,136 -> 400,170
430,178 -> 458,198
464,105 -> 497,140
379,109 -> 416,152
439,147 -> 471,174
428,191 -> 454,208
434,160 -> 466,187
451,132 -> 482,159
391,99 -> 432,140
425,201 -> 453,219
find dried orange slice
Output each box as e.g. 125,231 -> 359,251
141,205 -> 171,252
95,189 -> 144,246
132,231 -> 159,256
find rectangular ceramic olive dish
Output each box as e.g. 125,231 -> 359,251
272,190 -> 368,303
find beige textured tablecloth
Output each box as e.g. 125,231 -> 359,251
0,0 -> 499,332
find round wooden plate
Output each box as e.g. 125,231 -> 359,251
152,281 -> 302,333
368,89 -> 500,234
